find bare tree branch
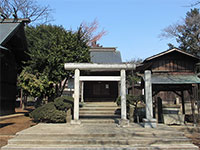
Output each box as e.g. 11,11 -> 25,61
0,0 -> 53,24
159,23 -> 180,39
80,19 -> 107,46
190,1 -> 200,7
160,8 -> 200,56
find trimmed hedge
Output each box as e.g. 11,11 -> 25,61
54,96 -> 73,111
30,96 -> 73,123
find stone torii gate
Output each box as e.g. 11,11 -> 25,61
64,63 -> 156,127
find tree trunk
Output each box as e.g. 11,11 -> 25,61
59,77 -> 69,96
22,95 -> 27,110
20,89 -> 23,108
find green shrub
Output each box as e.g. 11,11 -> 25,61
54,96 -> 74,111
30,102 -> 66,123
30,96 -> 74,123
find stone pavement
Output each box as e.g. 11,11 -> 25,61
1,123 -> 199,150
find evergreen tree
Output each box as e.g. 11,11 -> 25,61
160,8 -> 200,56
19,25 -> 90,101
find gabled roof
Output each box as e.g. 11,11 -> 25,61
90,47 -> 122,64
0,19 -> 30,46
0,23 -> 20,45
0,19 -> 30,63
144,48 -> 199,62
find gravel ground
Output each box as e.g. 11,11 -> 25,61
0,108 -> 36,148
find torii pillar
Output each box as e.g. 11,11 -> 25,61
71,69 -> 81,124
143,70 -> 157,128
64,63 -> 135,125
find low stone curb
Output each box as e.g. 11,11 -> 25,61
0,114 -> 24,121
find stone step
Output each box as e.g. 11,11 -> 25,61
79,111 -> 120,115
9,134 -> 190,140
2,144 -> 199,150
80,108 -> 120,112
80,106 -> 120,109
14,130 -> 185,138
80,108 -> 120,111
15,124 -> 184,136
2,123 -> 198,150
82,106 -> 119,109
8,137 -> 191,145
79,114 -> 120,119
151,144 -> 199,150
80,119 -> 118,124
83,102 -> 118,107
82,106 -> 119,108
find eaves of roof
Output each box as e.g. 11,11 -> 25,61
144,48 -> 199,62
0,45 -> 9,50
150,74 -> 200,84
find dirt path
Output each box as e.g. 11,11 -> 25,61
0,108 -> 36,148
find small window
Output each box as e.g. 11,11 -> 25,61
105,84 -> 109,89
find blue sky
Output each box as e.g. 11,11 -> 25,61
38,0 -> 197,61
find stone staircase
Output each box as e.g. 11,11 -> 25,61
80,102 -> 121,124
1,102 -> 199,150
1,123 -> 199,150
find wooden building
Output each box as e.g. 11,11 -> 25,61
84,47 -> 122,102
0,19 -> 29,115
137,48 -> 200,116
64,47 -> 123,102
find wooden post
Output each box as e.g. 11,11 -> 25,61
181,91 -> 185,114
155,95 -> 158,123
189,89 -> 197,126
81,82 -> 84,103
157,97 -> 163,123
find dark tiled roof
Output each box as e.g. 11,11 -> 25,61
0,19 -> 29,62
0,23 -> 20,45
0,19 -> 30,46
90,50 -> 122,64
